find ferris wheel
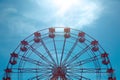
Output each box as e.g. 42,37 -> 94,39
3,27 -> 116,80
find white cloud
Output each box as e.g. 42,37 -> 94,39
52,0 -> 78,17
8,20 -> 37,35
0,7 -> 39,36
4,7 -> 18,13
31,0 -> 103,29
0,7 -> 17,22
52,0 -> 103,28
0,0 -> 104,36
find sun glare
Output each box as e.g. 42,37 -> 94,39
35,0 -> 102,28
52,0 -> 78,16
51,0 -> 102,28
52,0 -> 77,7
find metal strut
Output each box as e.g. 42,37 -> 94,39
41,39 -> 56,66
65,45 -> 90,66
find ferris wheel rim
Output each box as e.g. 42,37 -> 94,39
3,27 -> 116,80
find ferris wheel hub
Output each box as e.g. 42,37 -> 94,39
51,66 -> 67,80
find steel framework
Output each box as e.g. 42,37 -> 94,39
3,27 -> 116,80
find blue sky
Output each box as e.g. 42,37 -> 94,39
0,0 -> 120,79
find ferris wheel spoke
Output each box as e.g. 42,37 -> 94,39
60,38 -> 66,66
67,68 -> 107,73
12,68 -> 52,73
65,45 -> 91,66
53,38 -> 59,65
67,73 -> 91,80
41,39 -> 56,65
62,39 -> 78,65
38,73 -> 52,80
28,73 -> 52,80
18,55 -> 49,67
28,75 -> 42,80
68,55 -> 101,67
66,75 -> 73,80
29,45 -> 54,66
